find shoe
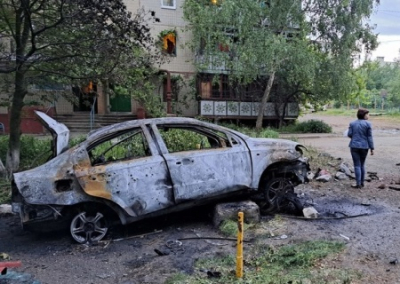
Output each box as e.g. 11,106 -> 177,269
361,183 -> 364,188
351,184 -> 361,189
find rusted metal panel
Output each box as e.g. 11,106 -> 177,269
73,164 -> 112,200
13,149 -> 92,205
74,155 -> 174,217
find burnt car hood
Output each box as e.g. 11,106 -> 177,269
34,111 -> 70,157
245,137 -> 306,161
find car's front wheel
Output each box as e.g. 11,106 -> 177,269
70,211 -> 109,244
263,177 -> 303,214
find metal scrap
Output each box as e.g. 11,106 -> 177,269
0,261 -> 22,275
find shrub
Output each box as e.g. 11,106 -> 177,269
69,135 -> 86,147
0,180 -> 10,204
0,135 -> 52,171
221,123 -> 279,138
295,119 -> 332,133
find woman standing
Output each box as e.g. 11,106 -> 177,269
347,108 -> 374,188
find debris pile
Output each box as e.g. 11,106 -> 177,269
312,155 -> 384,187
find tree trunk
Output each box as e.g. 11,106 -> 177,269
256,71 -> 275,130
6,71 -> 27,177
0,159 -> 6,178
278,102 -> 288,129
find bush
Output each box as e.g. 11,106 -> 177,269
221,123 -> 279,138
0,135 -> 52,171
0,180 -> 10,204
295,119 -> 332,133
333,101 -> 342,108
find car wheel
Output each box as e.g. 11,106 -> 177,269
70,211 -> 108,244
263,177 -> 303,213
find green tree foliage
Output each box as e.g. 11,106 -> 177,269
355,60 -> 400,110
183,0 -> 379,128
0,0 -> 161,175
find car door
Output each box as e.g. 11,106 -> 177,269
74,126 -> 174,217
151,123 -> 252,203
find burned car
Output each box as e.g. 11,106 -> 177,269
12,111 -> 309,244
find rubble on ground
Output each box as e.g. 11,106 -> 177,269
313,153 -> 383,186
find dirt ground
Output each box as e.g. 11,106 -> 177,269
1,112 -> 400,284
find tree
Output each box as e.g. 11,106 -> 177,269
0,0 -> 160,175
183,0 -> 379,129
358,60 -> 400,110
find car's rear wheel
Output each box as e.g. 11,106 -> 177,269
263,177 -> 303,213
70,211 -> 108,244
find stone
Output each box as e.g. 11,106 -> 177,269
335,172 -> 349,180
213,200 -> 260,227
318,152 -> 333,158
303,206 -> 319,218
316,174 -> 331,182
0,204 -> 12,215
339,162 -> 352,176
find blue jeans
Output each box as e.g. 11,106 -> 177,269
350,148 -> 369,186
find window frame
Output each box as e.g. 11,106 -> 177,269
161,32 -> 177,56
87,128 -> 151,166
161,0 -> 176,10
157,124 -> 231,154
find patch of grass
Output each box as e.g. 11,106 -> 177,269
384,109 -> 400,117
304,146 -> 339,173
0,183 -> 11,204
0,179 -> 10,204
324,108 -> 355,116
259,241 -> 344,268
219,219 -> 254,238
167,240 -> 354,284
165,273 -> 188,284
324,107 -> 400,118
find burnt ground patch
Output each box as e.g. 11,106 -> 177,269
305,196 -> 385,219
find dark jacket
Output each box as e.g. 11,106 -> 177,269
348,119 -> 374,150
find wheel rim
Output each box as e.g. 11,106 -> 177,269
265,178 -> 295,211
70,212 -> 108,244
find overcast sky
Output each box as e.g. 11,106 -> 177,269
368,0 -> 400,62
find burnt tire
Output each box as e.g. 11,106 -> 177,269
263,177 -> 303,214
70,211 -> 109,244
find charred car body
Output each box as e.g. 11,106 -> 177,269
12,111 -> 309,243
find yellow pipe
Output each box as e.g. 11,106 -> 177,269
236,212 -> 244,278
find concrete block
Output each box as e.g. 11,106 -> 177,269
213,200 -> 260,227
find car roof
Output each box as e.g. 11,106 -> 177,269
86,117 -> 248,142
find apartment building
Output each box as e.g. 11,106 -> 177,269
0,1 -> 300,133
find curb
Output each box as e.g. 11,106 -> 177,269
279,133 -> 340,139
0,204 -> 12,215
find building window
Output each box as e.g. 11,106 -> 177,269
161,0 -> 176,9
160,30 -> 177,56
198,74 -> 238,100
198,74 -> 267,101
